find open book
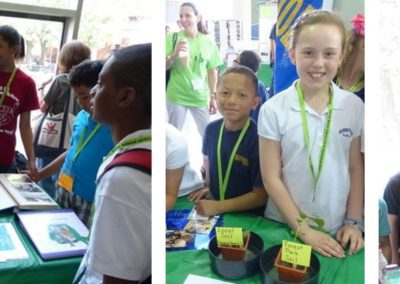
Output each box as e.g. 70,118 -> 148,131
17,209 -> 89,260
0,174 -> 58,211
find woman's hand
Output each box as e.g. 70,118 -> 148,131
187,187 -> 209,203
209,96 -> 217,114
173,39 -> 189,58
300,226 -> 345,258
336,224 -> 364,255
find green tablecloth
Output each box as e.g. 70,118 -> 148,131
166,198 -> 364,284
0,213 -> 81,284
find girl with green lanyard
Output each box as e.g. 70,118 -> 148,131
258,11 -> 364,258
0,25 -> 39,174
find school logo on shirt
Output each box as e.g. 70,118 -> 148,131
235,155 -> 249,166
0,105 -> 14,127
339,128 -> 353,138
0,89 -> 19,129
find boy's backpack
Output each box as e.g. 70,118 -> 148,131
99,148 -> 151,180
102,148 -> 151,283
73,148 -> 151,284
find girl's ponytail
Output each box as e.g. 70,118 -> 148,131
17,35 -> 25,59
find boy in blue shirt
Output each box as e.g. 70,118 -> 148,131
188,66 -> 268,216
75,43 -> 151,284
233,50 -> 269,123
34,60 -> 114,226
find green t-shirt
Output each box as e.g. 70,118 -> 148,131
166,31 -> 222,107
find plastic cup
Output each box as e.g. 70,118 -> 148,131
179,38 -> 189,67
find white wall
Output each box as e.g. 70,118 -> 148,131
166,0 -> 364,41
166,0 -> 250,40
333,0 -> 364,29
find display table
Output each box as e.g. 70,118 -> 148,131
166,198 -> 364,284
0,212 -> 81,284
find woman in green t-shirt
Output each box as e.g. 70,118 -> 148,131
166,2 -> 222,138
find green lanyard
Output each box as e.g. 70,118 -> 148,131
72,124 -> 101,163
217,119 -> 250,201
102,134 -> 152,163
296,82 -> 333,199
0,66 -> 17,107
89,134 -> 151,228
336,75 -> 364,93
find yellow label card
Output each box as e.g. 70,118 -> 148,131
57,173 -> 74,192
216,227 -> 243,246
281,240 -> 312,267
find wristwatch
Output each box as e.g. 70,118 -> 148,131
344,217 -> 364,232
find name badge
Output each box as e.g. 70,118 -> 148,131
191,79 -> 203,91
58,173 -> 74,192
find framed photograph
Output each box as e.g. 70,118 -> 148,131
17,209 -> 89,260
0,223 -> 29,261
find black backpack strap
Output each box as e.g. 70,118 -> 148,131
99,149 -> 151,181
142,275 -> 151,284
59,87 -> 72,149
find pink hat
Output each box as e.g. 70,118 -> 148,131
351,14 -> 364,37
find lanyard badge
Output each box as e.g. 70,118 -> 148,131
0,66 -> 17,107
58,124 -> 102,192
217,119 -> 250,201
296,82 -> 333,201
103,135 -> 152,163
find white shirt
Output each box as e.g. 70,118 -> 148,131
258,81 -> 364,233
78,130 -> 151,283
166,124 -> 203,196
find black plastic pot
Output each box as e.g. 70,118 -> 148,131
260,244 -> 320,283
208,231 -> 264,280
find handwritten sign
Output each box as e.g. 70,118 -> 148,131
281,240 -> 312,267
216,227 -> 243,246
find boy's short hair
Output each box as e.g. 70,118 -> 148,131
238,50 -> 261,73
218,66 -> 258,97
69,60 -> 104,88
109,43 -> 151,116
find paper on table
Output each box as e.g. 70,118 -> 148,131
183,274 -> 234,284
0,184 -> 16,211
187,207 -> 210,221
0,223 -> 29,261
